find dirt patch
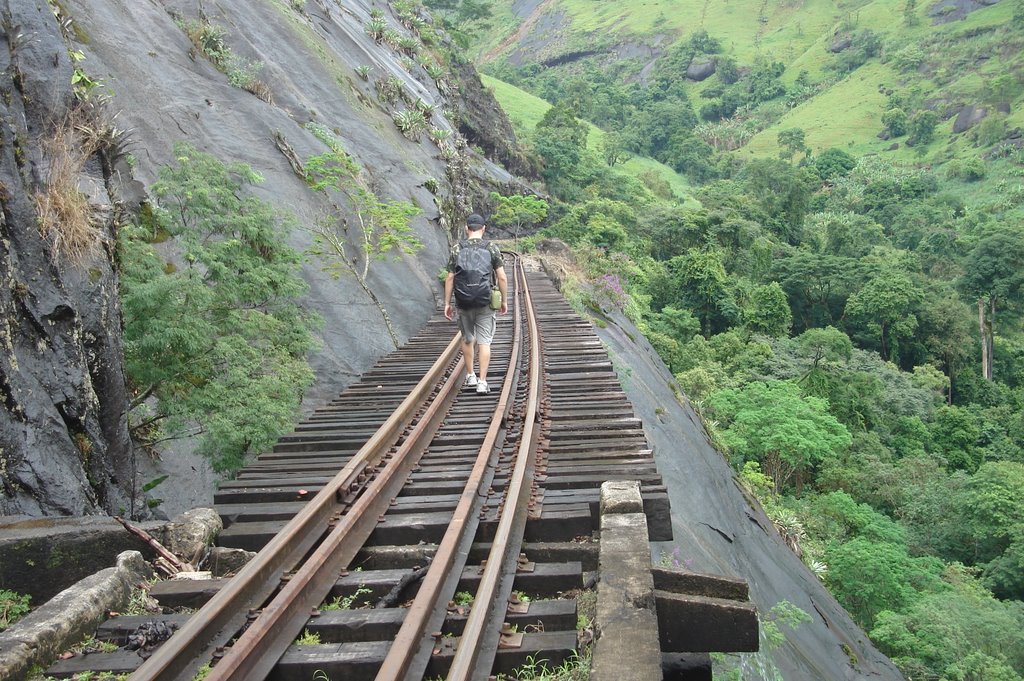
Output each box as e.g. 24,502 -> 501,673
483,0 -> 560,63
928,0 -> 1000,24
511,0 -> 548,19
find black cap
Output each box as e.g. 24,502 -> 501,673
466,213 -> 486,227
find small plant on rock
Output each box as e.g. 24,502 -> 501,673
414,98 -> 436,117
439,143 -> 457,161
321,585 -> 373,610
393,109 -> 428,140
225,56 -> 273,103
397,35 -> 420,56
0,590 -> 30,631
35,109 -> 115,263
424,62 -> 446,80
428,127 -> 451,145
355,64 -> 370,80
182,18 -> 229,68
295,629 -> 321,645
382,28 -> 403,48
375,76 -> 404,105
365,17 -> 387,42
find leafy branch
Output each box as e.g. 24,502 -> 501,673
303,143 -> 423,348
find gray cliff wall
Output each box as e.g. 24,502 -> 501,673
1,0 -> 532,515
0,0 -> 134,515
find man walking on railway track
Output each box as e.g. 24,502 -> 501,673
444,213 -> 508,395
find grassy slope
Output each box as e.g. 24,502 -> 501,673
482,0 -> 1021,175
482,74 -> 697,202
556,0 -> 863,65
745,1 -> 1015,160
479,0 -> 866,67
739,61 -> 892,158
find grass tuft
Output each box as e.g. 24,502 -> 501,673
34,107 -> 116,263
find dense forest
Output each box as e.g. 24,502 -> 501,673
432,0 -> 1024,678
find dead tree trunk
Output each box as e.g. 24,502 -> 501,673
978,297 -> 994,381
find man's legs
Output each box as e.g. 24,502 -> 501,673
456,308 -> 478,385
474,310 -> 497,391
462,338 -> 476,378
478,343 -> 491,384
457,307 -> 496,392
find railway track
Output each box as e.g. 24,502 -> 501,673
45,256 -> 671,681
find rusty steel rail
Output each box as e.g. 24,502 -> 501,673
445,254 -> 542,681
373,253 -> 530,681
50,253 -> 680,681
129,334 -> 463,681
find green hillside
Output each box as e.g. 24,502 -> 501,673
452,1 -> 1024,679
478,0 -> 1022,173
481,74 -> 696,201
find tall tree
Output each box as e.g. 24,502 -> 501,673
772,253 -> 861,331
120,144 -> 316,472
488,192 -> 548,242
960,228 -> 1024,380
708,380 -> 851,492
677,247 -> 735,336
777,127 -> 808,163
739,159 -> 818,243
845,269 -> 923,363
533,103 -> 588,192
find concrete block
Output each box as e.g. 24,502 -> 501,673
652,566 -> 749,601
592,481 -> 661,681
598,480 -> 643,515
0,515 -> 157,602
164,508 -> 222,563
655,591 -> 759,653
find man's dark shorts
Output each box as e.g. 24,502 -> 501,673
456,306 -> 497,345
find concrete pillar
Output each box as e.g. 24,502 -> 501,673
591,480 -> 662,681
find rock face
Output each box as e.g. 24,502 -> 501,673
953,104 -> 989,133
828,34 -> 853,53
686,59 -> 716,81
1,0 -> 531,514
0,0 -> 135,516
929,0 -> 1000,24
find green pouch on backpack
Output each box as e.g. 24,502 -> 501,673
489,287 -> 502,310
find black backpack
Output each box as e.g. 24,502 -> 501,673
453,239 -> 493,309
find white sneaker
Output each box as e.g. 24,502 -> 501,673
476,380 -> 490,394
464,373 -> 478,388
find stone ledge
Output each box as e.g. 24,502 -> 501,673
0,551 -> 153,681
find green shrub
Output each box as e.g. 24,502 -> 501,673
946,157 -> 986,181
890,44 -> 926,73
0,590 -> 30,631
973,113 -> 1008,148
121,144 -> 317,473
907,109 -> 939,146
882,107 -> 908,137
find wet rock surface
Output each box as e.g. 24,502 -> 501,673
2,0 -> 530,515
0,0 -> 135,517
